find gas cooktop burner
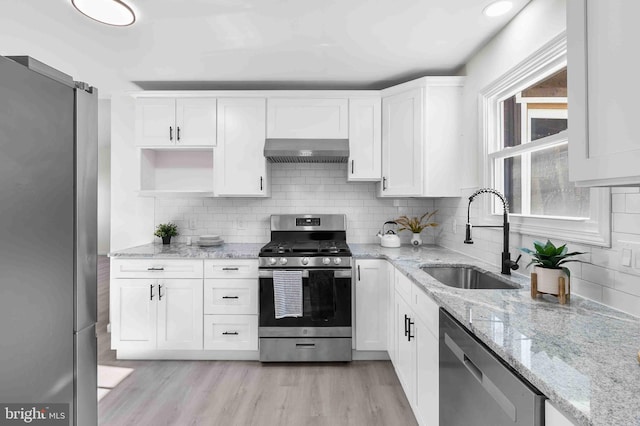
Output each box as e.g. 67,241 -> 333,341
260,240 -> 350,256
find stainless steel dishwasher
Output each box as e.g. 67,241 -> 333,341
439,309 -> 545,426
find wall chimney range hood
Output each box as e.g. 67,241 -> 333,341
264,139 -> 349,163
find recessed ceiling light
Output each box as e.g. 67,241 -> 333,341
483,1 -> 513,17
71,0 -> 136,26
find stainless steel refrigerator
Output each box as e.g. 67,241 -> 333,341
0,55 -> 98,426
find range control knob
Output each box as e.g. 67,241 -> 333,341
322,257 -> 331,265
333,258 -> 342,265
279,257 -> 288,265
301,257 -> 309,266
268,257 -> 277,265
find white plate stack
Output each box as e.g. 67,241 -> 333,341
198,235 -> 224,247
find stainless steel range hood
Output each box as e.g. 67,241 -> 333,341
264,139 -> 349,163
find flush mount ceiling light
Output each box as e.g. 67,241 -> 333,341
482,0 -> 513,17
72,0 -> 136,26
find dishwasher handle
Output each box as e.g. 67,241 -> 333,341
444,332 -> 517,422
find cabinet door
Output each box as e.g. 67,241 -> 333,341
395,294 -> 416,403
348,98 -> 381,181
355,260 -> 388,351
111,279 -> 157,351
175,98 -> 217,146
156,279 -> 203,350
135,98 -> 176,146
214,98 -> 268,196
415,318 -> 439,426
267,98 -> 348,139
568,0 -> 640,186
387,264 -> 396,363
381,88 -> 423,196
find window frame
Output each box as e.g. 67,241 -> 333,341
479,32 -> 610,247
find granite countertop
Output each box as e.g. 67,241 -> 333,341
108,242 -> 262,259
109,242 -> 640,425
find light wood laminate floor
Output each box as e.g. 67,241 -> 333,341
97,256 -> 417,426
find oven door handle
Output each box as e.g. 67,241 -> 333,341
258,269 -> 352,278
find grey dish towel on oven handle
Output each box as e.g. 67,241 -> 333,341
273,270 -> 303,319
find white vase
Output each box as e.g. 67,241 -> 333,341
411,232 -> 422,246
534,266 -> 568,294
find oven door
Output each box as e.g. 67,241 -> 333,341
259,268 -> 351,337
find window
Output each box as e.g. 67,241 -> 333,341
480,33 -> 610,246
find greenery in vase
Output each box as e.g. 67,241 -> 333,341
519,240 -> 586,277
154,222 -> 179,238
395,211 -> 438,233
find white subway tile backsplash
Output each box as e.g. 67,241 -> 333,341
572,278 -> 603,303
155,163 -> 436,245
626,194 -> 640,214
581,264 -> 615,288
613,213 -> 640,235
602,287 -> 640,317
614,271 -> 640,296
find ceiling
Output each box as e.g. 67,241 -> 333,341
0,0 -> 530,97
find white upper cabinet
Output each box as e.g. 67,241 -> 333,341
267,98 -> 348,139
381,87 -> 424,196
214,98 -> 268,197
135,97 -> 217,147
348,98 -> 382,181
568,0 -> 640,186
379,77 -> 464,197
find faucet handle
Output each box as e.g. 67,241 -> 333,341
510,254 -> 522,271
464,223 -> 474,244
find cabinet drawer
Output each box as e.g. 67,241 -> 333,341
203,315 -> 258,351
204,259 -> 258,279
395,270 -> 412,303
111,259 -> 203,279
412,286 -> 439,338
204,279 -> 258,315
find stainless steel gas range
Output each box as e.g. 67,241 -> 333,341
258,214 -> 352,362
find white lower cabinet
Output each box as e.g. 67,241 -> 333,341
111,278 -> 203,351
203,315 -> 258,351
355,259 -> 388,351
202,259 -> 259,352
392,269 -> 439,426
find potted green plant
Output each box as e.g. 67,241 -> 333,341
520,240 -> 586,298
154,222 -> 178,245
395,211 -> 438,246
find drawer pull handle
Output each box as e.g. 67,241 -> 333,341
222,331 -> 238,336
295,343 -> 316,348
407,318 -> 414,342
147,267 -> 164,271
222,267 -> 239,271
222,296 -> 239,299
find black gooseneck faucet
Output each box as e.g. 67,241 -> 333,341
464,188 -> 521,275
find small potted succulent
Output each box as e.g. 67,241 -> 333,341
154,222 -> 178,245
520,240 -> 586,300
395,211 -> 438,246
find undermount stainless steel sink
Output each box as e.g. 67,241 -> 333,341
421,265 -> 520,290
